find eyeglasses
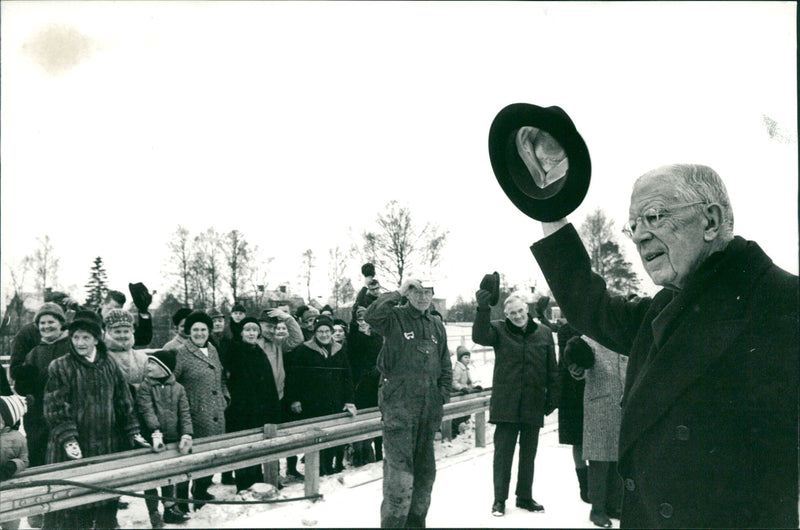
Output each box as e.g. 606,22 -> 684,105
622,201 -> 706,240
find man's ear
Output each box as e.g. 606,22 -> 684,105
702,203 -> 723,241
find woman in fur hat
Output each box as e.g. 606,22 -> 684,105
11,303 -> 71,471
172,311 -> 229,511
42,310 -> 149,530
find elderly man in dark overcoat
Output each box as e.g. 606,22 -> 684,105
472,291 -> 559,517
531,163 -> 798,528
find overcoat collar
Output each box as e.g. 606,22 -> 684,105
183,338 -> 217,367
302,338 -> 342,358
619,237 -> 774,457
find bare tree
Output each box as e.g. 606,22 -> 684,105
328,246 -> 354,309
4,256 -> 33,328
579,207 -> 641,296
222,229 -> 252,304
193,228 -> 224,308
301,249 -> 315,302
248,247 -> 274,309
31,235 -> 60,298
167,226 -> 193,305
360,201 -> 448,287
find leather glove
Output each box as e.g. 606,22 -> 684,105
64,438 -> 83,460
178,434 -> 193,455
343,403 -> 357,417
290,401 -> 302,415
1,460 -> 17,480
151,430 -> 166,453
131,432 -> 152,449
475,289 -> 492,309
128,282 -> 152,313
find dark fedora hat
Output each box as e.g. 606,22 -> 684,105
488,103 -> 591,222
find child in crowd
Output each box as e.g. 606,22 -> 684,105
135,350 -> 194,528
0,394 -> 29,530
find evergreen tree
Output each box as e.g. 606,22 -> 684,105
85,256 -> 109,308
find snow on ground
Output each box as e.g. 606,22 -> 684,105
104,413 -> 615,529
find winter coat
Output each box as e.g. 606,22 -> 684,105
0,369 -> 10,396
255,316 -> 304,400
575,336 -> 626,461
136,373 -> 193,443
0,427 -> 28,477
285,339 -> 355,420
106,347 -> 149,394
43,341 -> 140,464
225,340 -> 282,431
162,333 -> 187,351
532,224 -> 799,528
346,320 -> 383,409
172,338 -> 229,439
557,322 -> 585,445
9,323 -> 42,381
472,310 -> 559,426
365,291 -> 452,429
451,361 -> 472,391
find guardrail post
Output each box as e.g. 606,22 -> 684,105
441,419 -> 452,441
262,424 -> 280,487
304,450 -> 320,497
474,411 -> 486,447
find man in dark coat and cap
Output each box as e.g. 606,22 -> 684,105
531,163 -> 798,528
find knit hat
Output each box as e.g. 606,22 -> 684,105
456,345 -> 471,361
361,263 -> 376,277
295,305 -> 310,320
172,308 -> 192,326
302,307 -> 320,321
333,318 -> 347,330
321,305 -> 334,315
208,307 -> 224,320
0,395 -> 27,427
35,302 -> 66,326
240,316 -> 261,332
104,308 -> 135,329
183,311 -> 213,335
231,303 -> 246,313
68,310 -> 104,339
564,336 -> 595,369
258,310 -> 280,324
312,315 -> 335,332
148,350 -> 177,375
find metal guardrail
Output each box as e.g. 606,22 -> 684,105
0,390 -> 491,522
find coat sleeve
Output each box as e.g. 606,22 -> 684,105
11,432 -> 29,473
43,361 -> 78,446
452,363 -> 466,391
134,313 -> 153,347
472,307 -> 498,346
339,348 -> 356,406
112,363 -> 141,440
544,331 -> 560,414
283,316 -> 304,351
135,382 -> 161,434
531,223 -> 649,355
437,326 -> 452,402
177,385 -> 193,437
9,325 -> 38,382
364,291 -> 402,338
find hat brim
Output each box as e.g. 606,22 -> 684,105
489,103 -> 591,222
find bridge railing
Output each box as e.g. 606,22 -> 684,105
0,389 -> 492,523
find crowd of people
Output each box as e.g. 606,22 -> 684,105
1,163 -> 797,529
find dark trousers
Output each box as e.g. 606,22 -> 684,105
321,446 -> 345,475
43,498 -> 118,530
175,475 -> 213,511
493,422 -> 541,502
235,464 -> 264,492
144,484 -> 176,513
588,460 -> 622,516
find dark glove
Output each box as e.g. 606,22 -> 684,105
475,289 -> 492,309
564,336 -> 595,369
479,272 -> 500,306
128,282 -> 152,313
1,460 -> 17,480
534,296 -> 550,317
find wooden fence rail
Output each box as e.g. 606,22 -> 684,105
0,390 -> 491,523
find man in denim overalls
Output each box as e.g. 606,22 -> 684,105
365,278 -> 452,528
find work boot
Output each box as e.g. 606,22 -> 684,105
163,504 -> 189,524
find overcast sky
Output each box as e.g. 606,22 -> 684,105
1,1 -> 797,310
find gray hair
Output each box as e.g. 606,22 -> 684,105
503,293 -> 528,311
650,164 -> 735,240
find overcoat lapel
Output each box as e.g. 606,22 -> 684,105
619,237 -> 774,458
185,341 -> 217,367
